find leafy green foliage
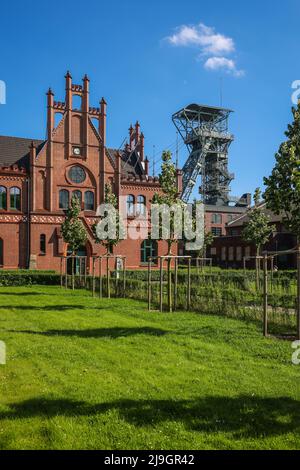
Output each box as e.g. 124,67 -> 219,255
264,103 -> 300,240
61,196 -> 87,253
152,151 -> 183,254
92,183 -> 122,254
242,188 -> 275,255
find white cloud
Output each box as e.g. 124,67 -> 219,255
204,57 -> 244,77
166,22 -> 244,78
167,23 -> 235,56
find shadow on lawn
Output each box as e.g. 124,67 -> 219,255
9,327 -> 168,339
1,395 -> 299,438
0,305 -> 88,311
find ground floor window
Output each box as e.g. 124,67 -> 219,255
212,227 -> 222,237
40,234 -> 46,254
141,239 -> 157,263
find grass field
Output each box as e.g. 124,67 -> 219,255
0,285 -> 299,450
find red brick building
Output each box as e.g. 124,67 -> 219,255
207,203 -> 297,268
0,73 -> 181,271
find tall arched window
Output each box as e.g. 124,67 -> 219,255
59,189 -> 69,209
10,187 -> 21,211
0,186 -> 7,210
137,195 -> 146,216
127,195 -> 135,216
72,190 -> 82,206
40,234 -> 46,254
84,191 -> 94,211
141,239 -> 158,263
0,238 -> 3,266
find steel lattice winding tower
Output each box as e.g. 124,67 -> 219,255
172,104 -> 234,205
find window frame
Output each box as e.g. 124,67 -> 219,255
140,239 -> 158,264
127,195 -> 135,217
84,191 -> 94,211
40,234 -> 46,255
59,189 -> 69,210
0,186 -> 7,210
10,187 -> 21,211
136,195 -> 146,216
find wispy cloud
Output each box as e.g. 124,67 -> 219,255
204,57 -> 245,77
166,22 -> 244,78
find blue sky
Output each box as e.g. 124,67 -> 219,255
0,0 -> 299,199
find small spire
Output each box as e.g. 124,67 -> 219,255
65,70 -> 72,78
100,97 -> 107,105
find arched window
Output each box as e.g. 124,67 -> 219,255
0,186 -> 7,210
84,191 -> 94,211
127,195 -> 135,216
40,234 -> 46,254
0,238 -> 3,266
72,190 -> 82,206
59,190 -> 69,209
141,239 -> 158,263
137,195 -> 146,216
10,187 -> 21,211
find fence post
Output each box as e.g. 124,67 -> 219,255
297,247 -> 300,340
174,257 -> 178,311
167,257 -> 172,313
60,258 -> 63,288
159,257 -> 163,312
148,258 -> 151,311
65,257 -> 68,289
92,257 -> 95,297
263,254 -> 268,337
187,257 -> 191,311
123,257 -> 126,298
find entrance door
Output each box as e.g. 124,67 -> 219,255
67,246 -> 87,275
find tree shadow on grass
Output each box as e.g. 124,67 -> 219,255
0,292 -> 50,296
0,305 -> 88,312
8,327 -> 168,339
1,395 -> 299,438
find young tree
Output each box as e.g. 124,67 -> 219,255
92,183 -> 122,254
61,195 -> 87,254
242,188 -> 275,289
152,150 -> 183,256
263,103 -> 300,242
200,230 -> 214,258
61,195 -> 87,288
152,150 -> 183,312
92,183 -> 123,297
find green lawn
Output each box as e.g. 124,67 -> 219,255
0,286 -> 299,450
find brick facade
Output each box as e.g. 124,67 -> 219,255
0,73 -> 181,272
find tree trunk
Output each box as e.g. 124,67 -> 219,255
256,246 -> 260,291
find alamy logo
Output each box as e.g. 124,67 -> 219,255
0,80 -> 6,105
0,341 -> 6,365
292,340 -> 300,365
291,80 -> 300,105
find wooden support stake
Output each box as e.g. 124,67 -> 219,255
174,257 -> 178,311
263,254 -> 268,337
92,258 -> 95,297
187,257 -> 191,311
123,258 -> 126,298
159,257 -> 163,312
167,257 -> 172,313
297,247 -> 300,340
148,258 -> 152,311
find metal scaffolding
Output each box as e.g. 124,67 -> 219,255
172,103 -> 234,204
